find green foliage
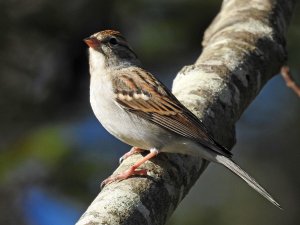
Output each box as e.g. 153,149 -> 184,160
0,126 -> 69,180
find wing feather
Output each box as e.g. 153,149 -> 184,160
112,68 -> 232,157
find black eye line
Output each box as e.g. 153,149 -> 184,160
118,43 -> 138,58
102,37 -> 117,45
104,37 -> 138,58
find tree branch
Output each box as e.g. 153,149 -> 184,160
76,0 -> 295,224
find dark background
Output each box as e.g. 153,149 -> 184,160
1,0 -> 299,224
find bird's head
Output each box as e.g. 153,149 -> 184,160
84,30 -> 140,69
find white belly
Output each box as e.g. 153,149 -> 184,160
90,74 -> 176,150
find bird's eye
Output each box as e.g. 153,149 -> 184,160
109,37 -> 118,45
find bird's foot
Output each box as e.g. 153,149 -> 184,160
101,148 -> 159,189
101,167 -> 148,188
119,147 -> 143,164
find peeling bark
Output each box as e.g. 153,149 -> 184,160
76,0 -> 296,224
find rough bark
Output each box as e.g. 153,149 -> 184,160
76,0 -> 295,224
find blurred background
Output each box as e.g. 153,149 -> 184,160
1,0 -> 299,224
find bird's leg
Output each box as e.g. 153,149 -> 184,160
101,148 -> 159,188
119,147 -> 144,164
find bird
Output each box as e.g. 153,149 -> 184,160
83,29 -> 281,208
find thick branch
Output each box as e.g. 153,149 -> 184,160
76,1 -> 295,224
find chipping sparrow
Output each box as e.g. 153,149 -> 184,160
84,30 -> 280,208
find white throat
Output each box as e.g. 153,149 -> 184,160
89,48 -> 106,74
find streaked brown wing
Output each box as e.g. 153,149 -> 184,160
112,68 -> 231,157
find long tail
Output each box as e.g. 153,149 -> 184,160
215,155 -> 282,209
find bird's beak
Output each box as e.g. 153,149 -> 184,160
83,37 -> 100,49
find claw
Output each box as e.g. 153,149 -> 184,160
101,168 -> 148,189
119,156 -> 124,165
119,147 -> 143,164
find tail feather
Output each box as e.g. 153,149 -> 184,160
215,155 -> 282,209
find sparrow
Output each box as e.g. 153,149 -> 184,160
84,30 -> 281,208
